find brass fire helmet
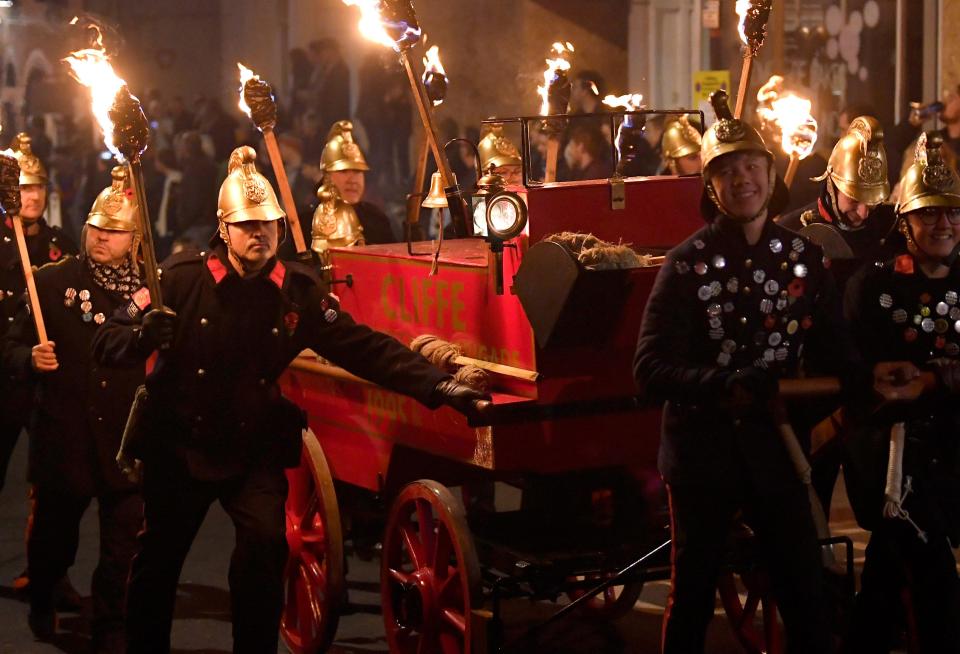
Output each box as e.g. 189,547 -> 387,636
896,131 -> 960,216
10,132 -> 48,186
814,116 -> 890,206
662,115 -> 702,161
478,124 -> 522,170
321,120 -> 370,173
216,146 -> 286,246
311,183 -> 364,257
85,166 -> 141,261
87,166 -> 139,232
700,90 -> 778,222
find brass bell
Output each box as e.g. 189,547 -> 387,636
421,172 -> 448,208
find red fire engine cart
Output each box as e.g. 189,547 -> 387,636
276,112 -> 849,654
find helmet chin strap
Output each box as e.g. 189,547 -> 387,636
220,221 -> 255,276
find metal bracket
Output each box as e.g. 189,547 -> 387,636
609,175 -> 626,210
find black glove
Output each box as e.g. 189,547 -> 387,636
724,366 -> 777,409
138,308 -> 177,351
433,378 -> 492,415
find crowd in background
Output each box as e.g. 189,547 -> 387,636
12,37 -> 960,259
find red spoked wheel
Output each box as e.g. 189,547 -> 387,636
281,430 -> 345,654
565,573 -> 644,620
717,569 -> 784,654
381,480 -> 483,654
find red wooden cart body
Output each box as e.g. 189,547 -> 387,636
279,175 -> 703,492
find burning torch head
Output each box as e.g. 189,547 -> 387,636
422,45 -> 448,107
816,116 -> 890,206
87,165 -> 139,233
239,64 -> 277,131
9,133 -> 48,186
321,121 -> 370,173
737,0 -> 773,57
0,152 -> 21,216
109,86 -> 150,163
896,131 -> 960,216
380,0 -> 421,50
217,146 -> 286,226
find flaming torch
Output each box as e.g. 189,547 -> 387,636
771,94 -> 818,188
773,95 -> 817,188
407,44 -> 448,237
538,41 -> 574,183
0,141 -> 46,343
603,93 -> 646,175
734,0 -> 773,119
342,0 -> 467,241
237,63 -> 308,257
64,33 -> 163,310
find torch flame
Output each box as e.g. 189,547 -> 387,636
537,41 -> 574,116
736,0 -> 751,45
63,29 -> 127,160
342,0 -> 421,51
771,94 -> 819,160
422,45 -> 445,77
603,93 -> 644,111
237,62 -> 256,117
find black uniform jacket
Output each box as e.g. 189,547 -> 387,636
778,195 -> 903,292
355,201 -> 398,244
92,245 -> 448,481
0,217 -> 76,335
634,216 -> 849,490
0,255 -> 142,495
844,254 -> 960,538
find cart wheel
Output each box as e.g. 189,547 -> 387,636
381,479 -> 483,654
717,569 -> 784,654
281,430 -> 345,654
565,573 -> 644,620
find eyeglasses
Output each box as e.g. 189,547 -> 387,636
914,207 -> 960,225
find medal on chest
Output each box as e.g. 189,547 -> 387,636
881,286 -> 960,356
64,287 -> 105,324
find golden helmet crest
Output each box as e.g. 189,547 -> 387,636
10,133 -> 48,185
896,131 -> 960,215
661,115 -> 702,161
87,166 -> 139,232
817,116 -> 889,206
700,90 -> 771,172
321,121 -> 370,173
311,183 -> 364,253
478,124 -> 522,170
217,146 -> 285,223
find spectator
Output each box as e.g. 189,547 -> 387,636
307,38 -> 351,135
174,131 -> 218,247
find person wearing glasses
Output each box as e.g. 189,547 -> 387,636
843,131 -> 960,651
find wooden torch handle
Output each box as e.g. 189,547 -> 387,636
263,128 -> 307,255
11,215 -> 47,343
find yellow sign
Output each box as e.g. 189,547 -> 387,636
692,70 -> 731,126
692,70 -> 731,105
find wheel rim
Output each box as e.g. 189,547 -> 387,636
717,569 -> 783,654
382,480 -> 481,654
565,573 -> 644,620
281,434 -> 344,654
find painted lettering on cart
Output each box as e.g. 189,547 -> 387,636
363,387 -> 423,427
380,274 -> 466,330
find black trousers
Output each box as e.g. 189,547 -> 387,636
126,455 -> 288,654
0,414 -> 25,493
28,484 -> 142,641
849,522 -> 960,653
662,480 -> 831,654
